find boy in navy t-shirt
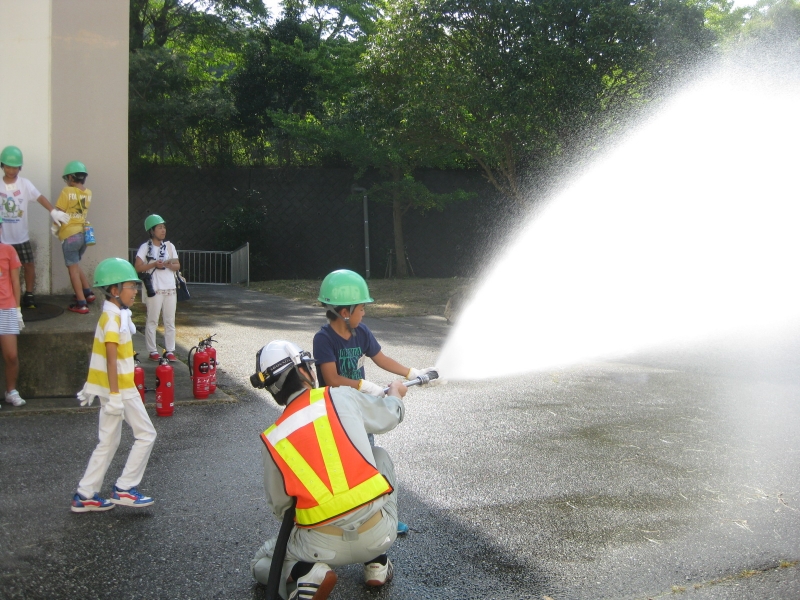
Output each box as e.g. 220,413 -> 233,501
313,269 -> 434,396
313,270 -> 436,536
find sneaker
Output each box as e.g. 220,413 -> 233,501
5,390 -> 26,407
289,563 -> 337,600
397,520 -> 409,534
22,292 -> 35,309
364,556 -> 393,587
149,352 -> 160,361
110,485 -> 154,507
71,492 -> 114,513
165,352 -> 177,362
68,302 -> 89,314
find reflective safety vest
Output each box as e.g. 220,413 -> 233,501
261,387 -> 393,526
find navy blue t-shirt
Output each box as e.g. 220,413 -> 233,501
313,323 -> 381,387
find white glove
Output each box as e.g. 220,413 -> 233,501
103,393 -> 124,416
358,379 -> 386,398
77,387 -> 96,407
16,307 -> 24,331
407,366 -> 446,388
407,366 -> 436,380
50,209 -> 70,225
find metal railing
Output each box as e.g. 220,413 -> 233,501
128,242 -> 249,286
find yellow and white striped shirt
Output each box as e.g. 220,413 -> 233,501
83,301 -> 138,401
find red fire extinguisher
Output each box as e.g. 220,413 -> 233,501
189,342 -> 210,400
205,335 -> 218,395
134,353 -> 146,403
155,353 -> 175,416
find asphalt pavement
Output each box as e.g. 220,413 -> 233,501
1,285 -> 798,599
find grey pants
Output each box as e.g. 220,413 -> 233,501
251,446 -> 398,598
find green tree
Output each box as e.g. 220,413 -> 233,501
363,0 -> 715,206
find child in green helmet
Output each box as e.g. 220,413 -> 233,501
0,145 -> 70,308
55,160 -> 94,314
72,258 -> 157,513
313,269 -> 437,536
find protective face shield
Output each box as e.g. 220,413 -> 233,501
250,340 -> 316,394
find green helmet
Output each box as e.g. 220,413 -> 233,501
0,146 -> 23,167
94,257 -> 138,287
318,269 -> 374,306
63,160 -> 87,177
144,214 -> 165,232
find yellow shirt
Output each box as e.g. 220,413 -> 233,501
84,301 -> 138,400
55,185 -> 91,241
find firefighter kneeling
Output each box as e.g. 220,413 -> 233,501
250,340 -> 406,600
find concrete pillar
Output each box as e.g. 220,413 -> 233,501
0,0 -> 128,294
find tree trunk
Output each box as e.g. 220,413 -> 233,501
392,190 -> 407,278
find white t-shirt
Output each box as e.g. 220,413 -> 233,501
0,176 -> 42,244
136,240 -> 178,291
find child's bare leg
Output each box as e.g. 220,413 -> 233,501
68,264 -> 86,301
0,334 -> 19,392
21,262 -> 35,293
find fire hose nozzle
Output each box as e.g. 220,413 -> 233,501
384,369 -> 440,394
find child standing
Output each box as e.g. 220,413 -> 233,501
313,269 -> 436,535
0,216 -> 26,407
54,161 -> 94,314
134,215 -> 180,362
71,258 -> 157,513
0,145 -> 70,308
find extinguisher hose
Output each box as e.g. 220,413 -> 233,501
265,499 -> 296,600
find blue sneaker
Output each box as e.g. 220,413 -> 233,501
71,492 -> 114,513
397,521 -> 409,535
110,485 -> 154,507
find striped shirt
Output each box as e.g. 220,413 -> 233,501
84,301 -> 138,401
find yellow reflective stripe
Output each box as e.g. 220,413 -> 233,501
273,438 -> 333,505
295,472 -> 391,526
313,414 -> 349,495
309,388 -> 325,404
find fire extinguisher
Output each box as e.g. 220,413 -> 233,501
204,335 -> 218,395
134,353 -> 146,403
189,342 -> 210,400
155,353 -> 175,416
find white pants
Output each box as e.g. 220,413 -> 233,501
145,290 -> 176,354
77,396 -> 157,498
251,447 -> 398,598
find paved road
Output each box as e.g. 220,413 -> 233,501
1,285 -> 798,599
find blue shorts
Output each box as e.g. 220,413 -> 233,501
62,232 -> 86,266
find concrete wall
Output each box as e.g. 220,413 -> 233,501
0,0 -> 129,294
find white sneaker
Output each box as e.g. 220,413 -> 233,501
289,562 -> 337,599
5,390 -> 26,407
363,556 -> 393,587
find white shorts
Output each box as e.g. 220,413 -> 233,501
0,308 -> 20,335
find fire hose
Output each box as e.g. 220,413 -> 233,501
383,369 -> 440,394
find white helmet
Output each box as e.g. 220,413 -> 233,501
250,340 -> 316,394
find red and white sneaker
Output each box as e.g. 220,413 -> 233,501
149,352 -> 160,361
165,352 -> 177,362
364,556 -> 393,587
68,303 -> 89,314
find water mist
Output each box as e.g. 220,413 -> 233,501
437,61 -> 800,381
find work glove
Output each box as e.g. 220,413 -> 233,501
50,209 -> 70,225
358,379 -> 386,398
16,307 -> 24,331
407,366 -> 446,388
77,386 -> 96,407
103,393 -> 124,416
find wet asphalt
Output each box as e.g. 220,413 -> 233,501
1,285 -> 798,599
